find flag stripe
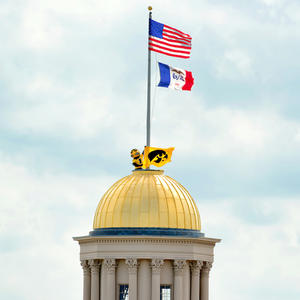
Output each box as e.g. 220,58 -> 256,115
163,30 -> 191,43
158,62 -> 171,87
149,42 -> 191,54
149,37 -> 191,49
161,36 -> 191,46
162,33 -> 192,45
164,24 -> 191,38
149,40 -> 191,53
149,19 -> 192,58
149,46 -> 190,58
149,47 -> 190,59
163,29 -> 192,41
182,71 -> 194,91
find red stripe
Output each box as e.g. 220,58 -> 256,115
182,71 -> 194,91
149,37 -> 191,50
163,31 -> 192,42
149,42 -> 191,54
163,32 -> 192,43
164,24 -> 186,34
164,24 -> 191,38
163,29 -> 192,40
162,36 -> 191,46
149,47 -> 190,59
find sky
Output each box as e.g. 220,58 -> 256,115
0,0 -> 300,299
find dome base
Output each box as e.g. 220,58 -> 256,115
90,227 -> 204,238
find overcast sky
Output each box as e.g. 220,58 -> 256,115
1,0 -> 300,299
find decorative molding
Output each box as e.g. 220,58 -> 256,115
173,259 -> 187,274
151,259 -> 164,273
88,259 -> 101,275
94,238 -> 194,244
80,260 -> 91,276
201,261 -> 213,275
125,258 -> 138,274
103,258 -> 116,273
74,235 -> 222,246
190,260 -> 203,276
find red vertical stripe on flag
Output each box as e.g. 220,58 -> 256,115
182,71 -> 194,91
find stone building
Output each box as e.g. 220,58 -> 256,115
73,169 -> 220,300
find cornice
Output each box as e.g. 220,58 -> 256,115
73,235 -> 221,246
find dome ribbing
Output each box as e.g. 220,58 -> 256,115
93,170 -> 201,231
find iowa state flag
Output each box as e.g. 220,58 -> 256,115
143,146 -> 175,168
158,62 -> 194,91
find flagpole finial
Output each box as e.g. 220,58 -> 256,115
148,6 -> 152,11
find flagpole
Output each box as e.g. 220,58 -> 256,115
146,6 -> 152,149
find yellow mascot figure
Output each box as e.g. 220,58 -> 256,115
130,149 -> 144,170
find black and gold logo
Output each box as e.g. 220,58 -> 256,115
148,149 -> 169,164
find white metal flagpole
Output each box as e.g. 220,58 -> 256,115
146,6 -> 152,148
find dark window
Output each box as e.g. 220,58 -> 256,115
119,284 -> 129,300
160,285 -> 171,300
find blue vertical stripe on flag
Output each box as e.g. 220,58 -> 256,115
158,62 -> 171,87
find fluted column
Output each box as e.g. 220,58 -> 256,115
190,261 -> 203,300
173,260 -> 186,300
100,262 -> 106,300
126,258 -> 138,300
200,262 -> 212,300
151,259 -> 164,300
103,258 -> 116,300
138,260 -> 151,300
183,262 -> 190,300
81,260 -> 91,300
89,259 -> 101,300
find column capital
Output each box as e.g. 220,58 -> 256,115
151,258 -> 164,274
88,259 -> 101,275
125,258 -> 138,274
81,260 -> 91,276
202,261 -> 213,275
173,259 -> 187,274
190,260 -> 203,276
103,258 -> 117,273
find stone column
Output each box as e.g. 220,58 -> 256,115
200,261 -> 212,300
190,261 -> 203,300
173,260 -> 186,300
151,259 -> 164,300
100,263 -> 106,300
138,260 -> 151,300
81,260 -> 91,300
103,258 -> 116,300
183,262 -> 190,300
89,259 -> 101,300
125,258 -> 138,300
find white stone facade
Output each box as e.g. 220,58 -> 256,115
74,235 -> 220,300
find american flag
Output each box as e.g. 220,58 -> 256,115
149,19 -> 192,59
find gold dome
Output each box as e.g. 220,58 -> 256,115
93,170 -> 201,231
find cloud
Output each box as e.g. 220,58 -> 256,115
20,5 -> 64,50
201,199 -> 300,300
215,49 -> 253,79
0,155 -> 117,300
1,1 -> 300,299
